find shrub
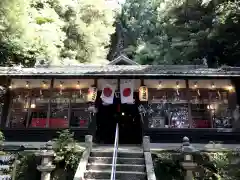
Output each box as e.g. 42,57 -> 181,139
15,153 -> 41,180
53,129 -> 84,170
15,129 -> 85,180
152,151 -> 240,180
51,129 -> 85,180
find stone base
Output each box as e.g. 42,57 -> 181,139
37,165 -> 56,172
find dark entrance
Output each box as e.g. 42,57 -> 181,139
95,92 -> 142,144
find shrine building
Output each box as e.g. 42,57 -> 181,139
0,55 -> 240,144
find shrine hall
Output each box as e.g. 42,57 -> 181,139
0,55 -> 240,144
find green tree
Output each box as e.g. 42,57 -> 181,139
0,0 -> 115,66
120,0 -> 240,66
206,0 -> 240,66
0,0 -> 66,66
59,0 -> 115,64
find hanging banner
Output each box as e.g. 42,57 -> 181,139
87,87 -> 97,102
139,86 -> 148,101
120,80 -> 134,104
101,83 -> 115,104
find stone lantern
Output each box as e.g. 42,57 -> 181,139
180,136 -> 198,180
35,141 -> 56,180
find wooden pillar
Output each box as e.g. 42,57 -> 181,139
139,79 -> 148,132
89,78 -> 98,140
117,78 -> 120,93
67,97 -> 71,128
1,77 -> 11,128
232,78 -> 240,105
46,78 -> 54,128
186,79 -> 193,128
231,78 -> 239,130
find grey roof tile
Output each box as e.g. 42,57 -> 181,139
0,65 -> 239,77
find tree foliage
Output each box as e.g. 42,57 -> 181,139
1,0 -> 240,66
0,0 -> 115,66
120,0 -> 240,66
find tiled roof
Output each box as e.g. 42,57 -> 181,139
108,54 -> 140,65
0,65 -> 239,77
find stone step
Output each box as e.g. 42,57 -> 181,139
88,157 -> 145,165
87,163 -> 145,172
90,151 -> 144,158
84,170 -> 146,180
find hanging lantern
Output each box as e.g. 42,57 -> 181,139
9,83 -> 13,89
40,88 -> 43,96
23,98 -> 30,109
157,81 -> 162,89
59,81 -> 64,95
176,81 -> 180,89
59,81 -> 64,89
175,81 -> 180,96
42,81 -> 47,88
211,82 -> 215,89
193,81 -> 201,96
197,89 -> 201,96
87,87 -> 97,102
76,81 -> 80,89
217,90 -> 221,99
25,81 -> 30,88
30,99 -> 36,108
227,84 -> 233,91
139,86 -> 148,101
76,81 -> 82,96
194,81 -> 198,88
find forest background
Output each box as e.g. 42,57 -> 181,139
0,0 -> 239,67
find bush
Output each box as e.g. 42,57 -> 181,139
15,153 -> 41,180
53,129 -> 84,170
51,129 -> 85,180
0,130 -> 5,143
15,129 -> 85,180
152,150 -> 240,180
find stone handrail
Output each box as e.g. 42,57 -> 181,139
143,136 -> 156,180
110,123 -> 119,180
73,135 -> 93,180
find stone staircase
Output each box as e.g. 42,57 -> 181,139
84,146 -> 147,180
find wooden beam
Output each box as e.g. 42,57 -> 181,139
46,78 -> 54,128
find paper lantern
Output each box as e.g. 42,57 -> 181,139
87,87 -> 97,102
227,84 -> 233,91
139,86 -> 148,101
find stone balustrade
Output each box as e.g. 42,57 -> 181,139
0,155 -> 16,180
